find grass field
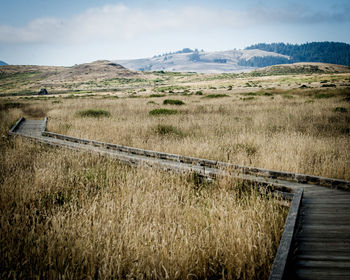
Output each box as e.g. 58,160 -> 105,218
45,86 -> 350,180
1,66 -> 350,279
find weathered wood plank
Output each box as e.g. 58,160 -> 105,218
295,259 -> 350,269
292,267 -> 350,280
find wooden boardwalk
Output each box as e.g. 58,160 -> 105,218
285,186 -> 350,280
9,118 -> 350,280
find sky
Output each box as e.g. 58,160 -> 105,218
1,0 -> 349,66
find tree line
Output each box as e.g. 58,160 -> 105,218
242,42 -> 350,67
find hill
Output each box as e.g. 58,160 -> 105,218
0,60 -> 140,95
244,42 -> 350,67
251,62 -> 350,76
114,49 -> 289,73
0,60 -> 8,66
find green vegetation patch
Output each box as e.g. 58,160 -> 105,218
149,108 -> 179,116
313,93 -> 335,99
155,85 -> 189,93
149,94 -> 166,98
77,109 -> 111,118
155,124 -> 184,137
333,107 -> 348,113
0,102 -> 23,110
321,84 -> 336,88
163,99 -> 185,105
243,91 -> 273,97
203,94 -> 229,99
147,101 -> 157,105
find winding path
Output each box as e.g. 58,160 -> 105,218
9,118 -> 350,280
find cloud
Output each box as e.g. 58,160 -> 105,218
0,3 -> 248,44
0,2 -> 349,45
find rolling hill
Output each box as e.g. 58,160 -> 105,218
115,42 -> 350,73
114,49 -> 290,73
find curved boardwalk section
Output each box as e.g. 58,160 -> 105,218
9,118 -> 350,280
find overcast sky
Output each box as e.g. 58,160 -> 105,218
1,0 -> 349,66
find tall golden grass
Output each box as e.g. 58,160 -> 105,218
0,108 -> 287,278
46,89 -> 350,180
1,79 -> 349,278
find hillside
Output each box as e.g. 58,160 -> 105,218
245,42 -> 350,67
252,62 -> 350,76
0,60 -> 140,95
114,49 -> 290,73
0,60 -> 8,66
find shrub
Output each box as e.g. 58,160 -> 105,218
242,97 -> 255,101
282,94 -> 294,99
321,84 -> 336,88
147,101 -> 157,105
243,92 -> 273,97
195,91 -> 203,95
163,99 -> 185,105
149,108 -> 179,116
0,102 -> 23,110
155,124 -> 184,137
313,93 -> 335,99
333,107 -> 348,113
204,94 -> 229,99
77,109 -> 111,118
149,94 -> 166,98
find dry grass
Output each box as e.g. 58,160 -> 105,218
0,121 -> 287,279
1,70 -> 349,279
46,88 -> 350,180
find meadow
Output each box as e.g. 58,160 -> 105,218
1,67 -> 350,279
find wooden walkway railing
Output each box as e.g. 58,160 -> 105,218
9,117 -> 350,280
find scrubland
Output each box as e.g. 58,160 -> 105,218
1,68 -> 350,279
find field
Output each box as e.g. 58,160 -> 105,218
1,63 -> 350,279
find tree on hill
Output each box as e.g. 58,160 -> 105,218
238,56 -> 290,67
244,42 -> 350,66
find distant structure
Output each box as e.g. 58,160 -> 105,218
38,88 -> 48,95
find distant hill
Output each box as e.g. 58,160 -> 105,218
0,60 -> 8,66
252,62 -> 350,76
244,42 -> 350,67
114,48 -> 289,73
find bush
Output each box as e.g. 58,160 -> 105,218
155,124 -> 184,137
77,109 -> 111,118
163,99 -> 185,105
149,94 -> 165,98
313,93 -> 335,99
147,101 -> 157,105
243,92 -> 273,97
204,94 -> 229,98
333,107 -> 348,113
149,108 -> 179,116
0,102 -> 23,110
321,84 -> 336,88
195,91 -> 203,95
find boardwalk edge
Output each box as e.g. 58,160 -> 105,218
268,188 -> 303,280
